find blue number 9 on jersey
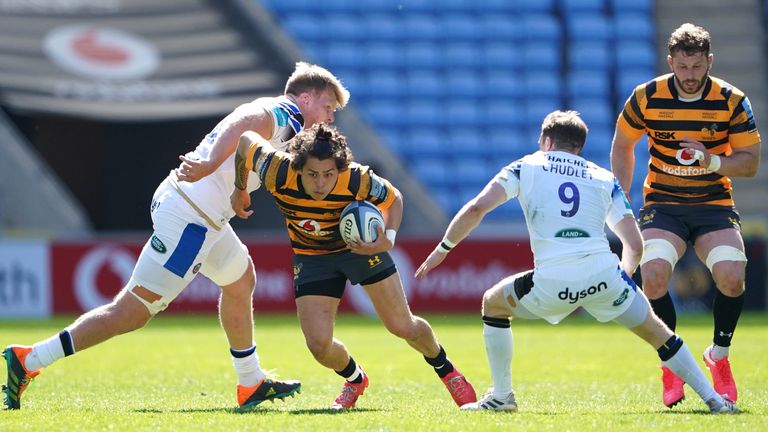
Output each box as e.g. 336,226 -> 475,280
340,201 -> 384,243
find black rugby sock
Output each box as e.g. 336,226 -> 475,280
649,292 -> 677,332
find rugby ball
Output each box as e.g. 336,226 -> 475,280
340,201 -> 384,243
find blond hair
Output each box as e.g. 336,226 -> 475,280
284,62 -> 350,109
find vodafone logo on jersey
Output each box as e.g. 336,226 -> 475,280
44,25 -> 159,80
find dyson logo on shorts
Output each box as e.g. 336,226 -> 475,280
558,282 -> 607,304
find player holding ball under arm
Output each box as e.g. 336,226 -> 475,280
230,123 -> 477,410
416,110 -> 737,414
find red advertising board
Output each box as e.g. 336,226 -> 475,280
50,239 -> 534,315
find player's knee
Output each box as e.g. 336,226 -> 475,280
384,316 -> 420,340
481,287 -> 509,317
712,264 -> 745,296
110,292 -> 153,332
640,262 -> 671,297
304,334 -> 333,360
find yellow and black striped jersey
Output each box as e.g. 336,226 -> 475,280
249,141 -> 397,255
617,74 -> 761,206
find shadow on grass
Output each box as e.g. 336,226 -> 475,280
133,406 -> 384,415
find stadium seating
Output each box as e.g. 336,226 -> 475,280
260,0 -> 657,220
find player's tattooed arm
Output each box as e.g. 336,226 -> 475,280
234,131 -> 261,190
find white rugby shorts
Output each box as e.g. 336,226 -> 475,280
127,178 -> 250,313
502,253 -> 638,324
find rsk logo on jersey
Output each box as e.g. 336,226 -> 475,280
558,282 -> 607,304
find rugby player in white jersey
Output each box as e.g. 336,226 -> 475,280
415,110 -> 738,414
3,62 -> 349,410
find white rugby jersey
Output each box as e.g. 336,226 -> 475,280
494,150 -> 632,268
172,96 -> 303,228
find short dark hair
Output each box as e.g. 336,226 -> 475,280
668,23 -> 711,56
540,110 -> 588,152
289,123 -> 352,171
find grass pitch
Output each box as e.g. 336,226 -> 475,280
1,313 -> 766,431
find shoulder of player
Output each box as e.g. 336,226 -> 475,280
708,75 -> 747,99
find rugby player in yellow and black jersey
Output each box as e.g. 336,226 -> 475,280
230,123 -> 477,410
611,23 -> 761,409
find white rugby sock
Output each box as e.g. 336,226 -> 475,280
483,324 -> 514,399
25,332 -> 71,372
231,347 -> 266,387
346,364 -> 363,383
708,344 -> 729,361
662,343 -> 718,403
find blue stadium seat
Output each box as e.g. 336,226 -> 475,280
525,99 -> 561,127
479,15 -> 522,41
325,15 -> 362,41
407,70 -> 443,98
484,72 -> 524,98
366,43 -> 404,68
518,0 -> 556,13
325,43 -> 361,68
560,0 -> 606,13
281,14 -> 322,41
567,70 -> 611,99
447,127 -> 486,157
379,130 -> 406,155
581,125 -> 613,160
447,71 -> 482,98
407,101 -> 444,128
521,14 -> 562,41
482,101 -> 524,129
366,72 -> 403,97
569,97 -> 613,129
433,189 -> 459,215
568,42 -> 611,72
405,42 -> 443,69
405,15 -> 441,40
566,14 -> 613,42
488,128 -> 528,160
454,157 -> 491,185
412,159 -> 452,188
482,42 -> 520,69
522,42 -> 562,70
525,74 -> 562,98
366,14 -> 402,41
444,43 -> 480,69
397,0 -> 438,13
615,68 -> 657,104
616,41 -> 656,70
442,14 -> 480,41
446,101 -> 482,127
614,13 -> 655,42
609,0 -> 653,14
363,101 -> 401,128
408,130 -> 448,157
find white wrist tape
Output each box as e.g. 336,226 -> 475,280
707,154 -> 721,172
385,229 -> 397,245
438,237 -> 456,253
689,149 -> 721,172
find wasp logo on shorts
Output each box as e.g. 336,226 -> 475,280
192,263 -> 202,274
368,255 -> 381,268
639,209 -> 656,226
150,235 -> 166,253
293,263 -> 302,279
612,288 -> 629,306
